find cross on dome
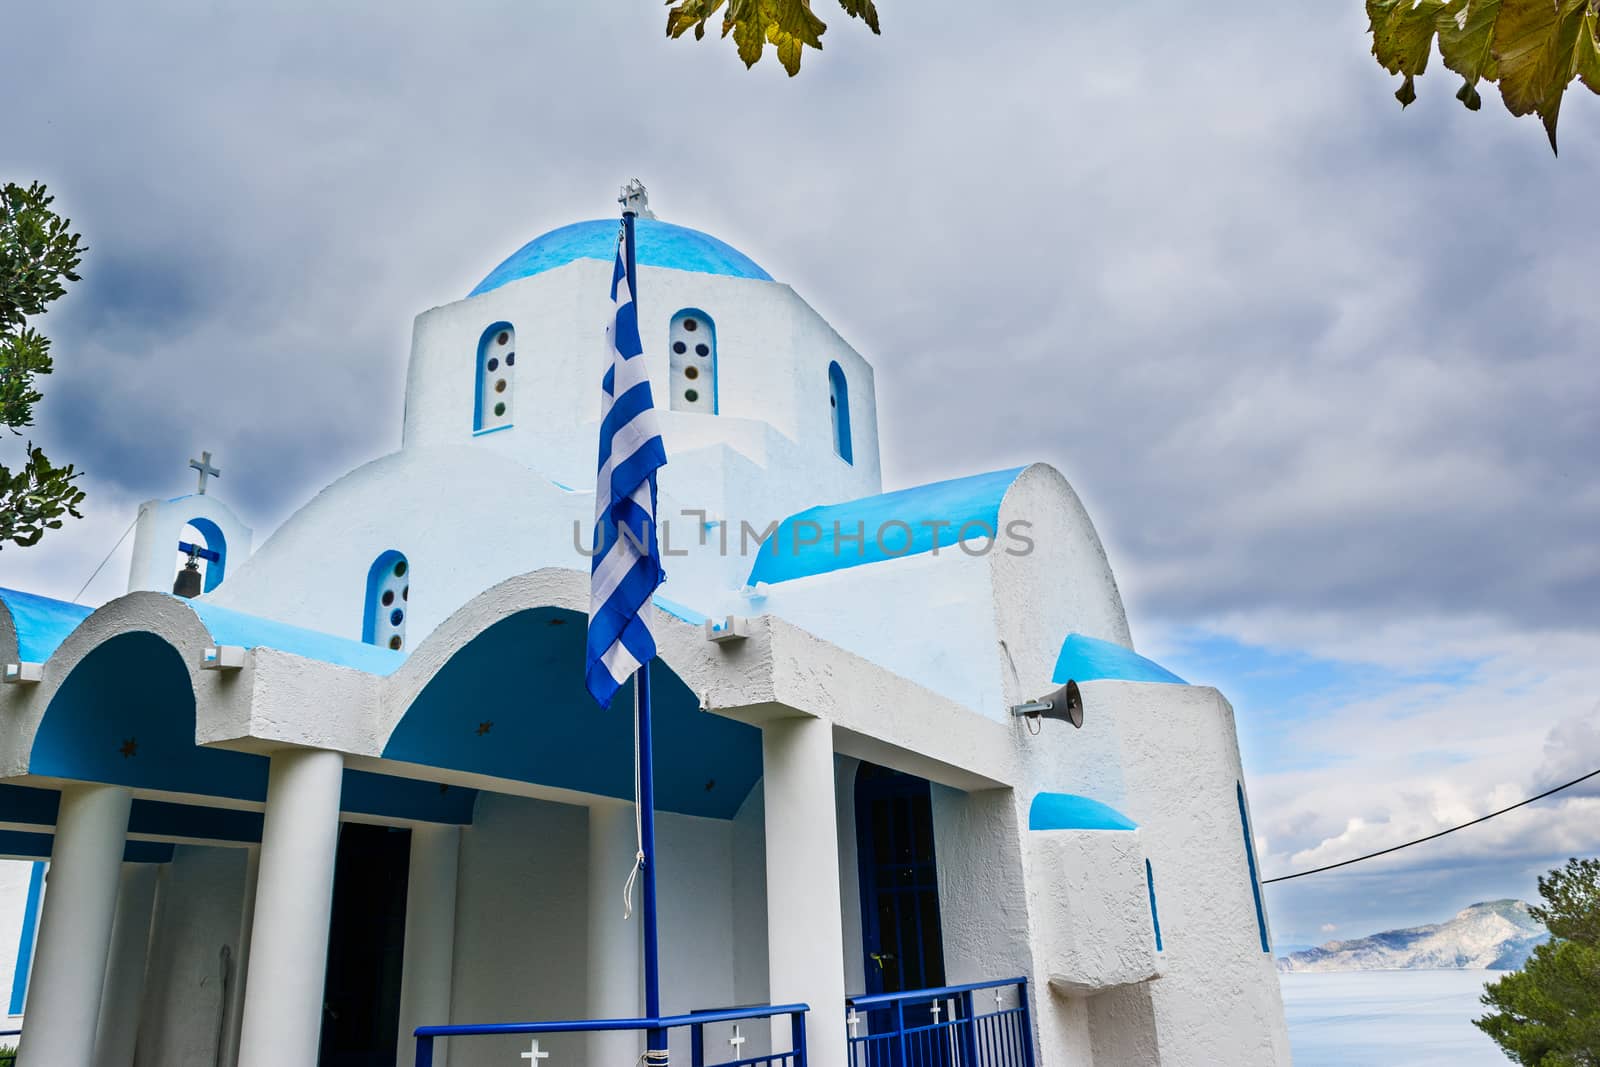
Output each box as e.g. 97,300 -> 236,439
520,1037 -> 550,1064
618,178 -> 656,219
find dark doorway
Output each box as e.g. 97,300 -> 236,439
854,763 -> 946,996
319,823 -> 411,1067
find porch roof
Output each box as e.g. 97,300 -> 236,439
0,585 -> 404,676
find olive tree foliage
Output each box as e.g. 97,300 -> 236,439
1,182 -> 86,549
1476,857 -> 1600,1065
665,0 -> 1598,150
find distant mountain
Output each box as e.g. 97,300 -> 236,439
1277,900 -> 1548,973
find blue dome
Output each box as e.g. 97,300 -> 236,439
469,218 -> 772,297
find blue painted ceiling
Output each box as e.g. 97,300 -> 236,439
383,606 -> 762,819
469,218 -> 772,298
28,632 -> 473,820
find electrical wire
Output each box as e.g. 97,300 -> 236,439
1262,765 -> 1600,884
71,514 -> 139,604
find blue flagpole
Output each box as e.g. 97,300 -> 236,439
636,664 -> 665,1060
622,205 -> 667,1063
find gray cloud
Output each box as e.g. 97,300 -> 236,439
3,0 -> 1596,939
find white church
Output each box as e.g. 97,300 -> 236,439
0,187 -> 1291,1067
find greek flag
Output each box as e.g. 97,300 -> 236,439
585,218 -> 668,709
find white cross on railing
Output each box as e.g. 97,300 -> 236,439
729,1023 -> 746,1056
995,989 -> 1005,1012
931,1000 -> 942,1024
847,1007 -> 862,1037
520,1037 -> 550,1065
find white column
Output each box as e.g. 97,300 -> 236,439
396,825 -> 460,1067
587,803 -> 644,1067
236,748 -> 345,1067
762,718 -> 848,1067
92,862 -> 160,1067
17,783 -> 133,1067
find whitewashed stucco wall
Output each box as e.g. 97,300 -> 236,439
136,846 -> 251,1067
447,791 -> 770,1067
0,859 -> 34,1028
1100,681 -> 1292,1065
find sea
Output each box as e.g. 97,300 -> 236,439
1279,970 -> 1512,1066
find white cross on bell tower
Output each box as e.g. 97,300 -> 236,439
189,451 -> 220,495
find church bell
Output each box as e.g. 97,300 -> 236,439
173,557 -> 204,599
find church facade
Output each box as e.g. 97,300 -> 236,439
0,195 -> 1291,1067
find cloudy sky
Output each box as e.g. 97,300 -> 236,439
3,1 -> 1597,947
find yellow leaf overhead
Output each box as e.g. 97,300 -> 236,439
665,0 -> 880,76
1367,0 -> 1600,151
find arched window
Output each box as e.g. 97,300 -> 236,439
474,322 -> 515,432
174,518 -> 228,594
828,361 -> 853,464
669,309 -> 716,414
363,550 -> 411,651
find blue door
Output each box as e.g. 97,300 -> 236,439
855,764 -> 946,996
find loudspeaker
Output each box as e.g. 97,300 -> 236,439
1014,680 -> 1084,728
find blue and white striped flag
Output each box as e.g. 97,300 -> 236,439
585,219 -> 668,709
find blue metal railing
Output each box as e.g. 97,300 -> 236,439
413,1002 -> 809,1067
845,978 -> 1033,1067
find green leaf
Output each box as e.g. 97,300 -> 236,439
665,0 -> 727,41
666,0 -> 873,74
837,0 -> 881,34
1573,8 -> 1600,92
0,443 -> 85,550
1492,0 -> 1589,151
1437,0 -> 1503,87
1369,0 -> 1447,81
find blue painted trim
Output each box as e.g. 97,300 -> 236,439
1027,792 -> 1137,831
185,516 -> 228,593
188,597 -> 405,675
1052,633 -> 1187,686
341,768 -> 477,825
473,321 -> 514,432
1237,782 -> 1270,953
0,784 -> 61,827
470,218 -> 771,297
362,550 -> 409,646
1145,859 -> 1163,952
472,424 -> 513,438
747,467 -> 1027,586
0,831 -> 171,865
0,587 -> 92,662
828,361 -> 852,464
651,594 -> 707,626
8,861 -> 43,1014
673,308 -> 718,414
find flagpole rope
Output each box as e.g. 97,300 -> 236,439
624,674 -> 645,919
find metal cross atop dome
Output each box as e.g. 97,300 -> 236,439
189,451 -> 220,495
618,178 -> 656,219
